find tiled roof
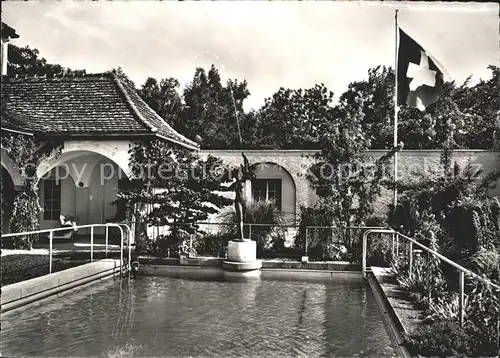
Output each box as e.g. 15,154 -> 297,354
1,73 -> 198,150
1,22 -> 20,39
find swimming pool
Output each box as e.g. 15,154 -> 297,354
1,270 -> 396,357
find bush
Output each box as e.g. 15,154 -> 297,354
468,248 -> 500,284
144,232 -> 190,258
406,319 -> 499,357
365,215 -> 392,266
294,206 -> 347,261
192,232 -> 228,258
1,254 -> 88,286
405,320 -> 469,357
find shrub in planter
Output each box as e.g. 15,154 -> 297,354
145,233 -> 185,258
192,232 -> 228,258
219,200 -> 285,258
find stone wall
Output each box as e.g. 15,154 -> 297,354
202,149 -> 500,220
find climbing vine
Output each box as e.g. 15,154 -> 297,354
1,131 -> 63,249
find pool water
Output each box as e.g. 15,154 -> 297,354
1,271 -> 396,357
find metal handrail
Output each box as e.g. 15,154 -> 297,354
396,232 -> 500,290
114,223 -> 134,278
362,228 -> 500,327
123,220 -> 386,257
1,223 -> 132,276
122,220 -> 385,230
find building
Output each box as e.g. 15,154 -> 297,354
1,22 -> 499,237
1,23 -> 199,235
202,149 -> 500,224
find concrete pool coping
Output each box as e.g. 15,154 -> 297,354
370,267 -> 428,334
1,259 -> 122,313
1,257 -> 412,357
138,256 -> 361,271
368,266 -> 429,358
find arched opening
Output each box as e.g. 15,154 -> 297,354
1,166 -> 16,234
37,150 -> 129,237
249,162 -> 297,223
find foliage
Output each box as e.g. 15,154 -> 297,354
138,77 -> 183,128
107,66 -> 135,88
1,131 -> 63,248
192,232 -> 228,258
336,65 -> 499,150
180,65 -> 251,149
7,44 -> 86,77
405,320 -> 498,357
7,42 -> 499,150
219,200 -> 286,257
293,206 -> 349,261
390,149 -> 500,264
407,283 -> 499,358
116,139 -> 233,256
469,247 -> 500,284
388,149 -> 499,356
305,96 -> 400,258
337,66 -> 394,149
453,66 -> 500,149
256,84 -> 334,149
363,215 -> 392,266
1,254 -> 88,286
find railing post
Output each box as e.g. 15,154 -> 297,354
305,227 -> 309,256
189,234 -> 193,256
392,233 -> 395,257
396,233 -> 399,257
120,226 -> 124,276
362,230 -> 368,278
127,226 -> 132,271
409,241 -> 413,278
459,271 -> 465,327
90,226 -> 94,262
49,230 -> 53,274
105,225 -> 109,259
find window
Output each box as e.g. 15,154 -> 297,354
43,179 -> 61,220
252,179 -> 282,211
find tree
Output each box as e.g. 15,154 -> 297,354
452,66 -> 499,149
335,65 -> 499,150
7,44 -> 85,77
138,77 -> 183,128
181,65 -> 250,149
256,84 -> 335,149
337,66 -> 394,149
306,98 -> 399,257
116,139 -> 234,256
108,66 -> 135,88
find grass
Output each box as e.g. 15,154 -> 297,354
1,249 -> 129,286
1,254 -> 89,286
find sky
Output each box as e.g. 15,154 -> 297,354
2,1 -> 499,111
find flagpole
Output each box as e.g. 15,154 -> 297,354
393,9 -> 399,210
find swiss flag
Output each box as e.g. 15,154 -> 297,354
397,28 -> 447,111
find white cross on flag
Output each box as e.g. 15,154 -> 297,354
397,28 -> 448,111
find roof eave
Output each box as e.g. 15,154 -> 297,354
155,133 -> 200,151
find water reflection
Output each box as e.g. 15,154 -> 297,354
1,274 -> 395,357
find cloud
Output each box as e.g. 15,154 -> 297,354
2,1 -> 498,111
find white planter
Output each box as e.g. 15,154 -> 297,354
227,240 -> 256,263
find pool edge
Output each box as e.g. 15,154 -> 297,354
1,259 -> 123,313
367,271 -> 411,358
